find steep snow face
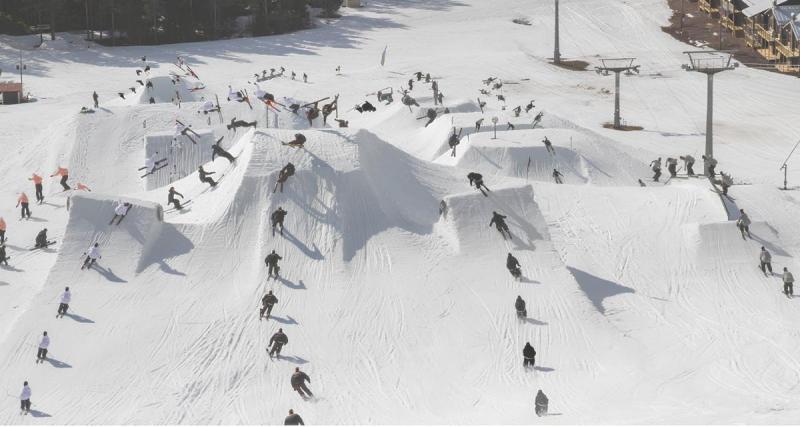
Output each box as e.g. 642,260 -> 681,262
3,0 -> 800,423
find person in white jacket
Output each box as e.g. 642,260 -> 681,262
81,243 -> 101,270
20,381 -> 31,414
759,247 -> 773,275
783,267 -> 794,297
57,287 -> 71,317
36,331 -> 49,362
109,201 -> 131,226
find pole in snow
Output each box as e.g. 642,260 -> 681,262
595,58 -> 639,130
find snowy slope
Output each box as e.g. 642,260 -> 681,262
2,0 -> 800,423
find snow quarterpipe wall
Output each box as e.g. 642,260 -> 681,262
143,129 -> 214,191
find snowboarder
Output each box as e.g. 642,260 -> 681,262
680,155 -> 695,176
666,157 -> 678,178
523,342 -> 536,368
36,331 -> 49,363
29,173 -> 44,203
271,207 -> 287,236
448,128 -> 461,157
759,246 -> 773,275
535,390 -> 549,417
20,381 -> 31,415
81,242 -> 101,270
168,187 -> 185,210
291,367 -> 313,398
284,409 -> 304,425
50,166 -> 70,191
275,163 -> 295,193
552,169 -> 563,184
489,211 -> 512,240
198,166 -> 217,187
467,172 -> 489,196
211,138 -> 236,163
507,253 -> 522,279
268,328 -> 288,357
283,134 -> 306,148
226,117 -> 257,131
260,290 -> 278,319
475,118 -> 484,132
17,192 -> 31,219
719,171 -> 733,195
424,108 -> 437,127
736,209 -> 751,240
542,137 -> 555,155
265,250 -> 282,278
109,201 -> 131,226
783,267 -> 794,297
92,91 -> 99,108
650,158 -> 662,182
57,287 -> 71,317
34,228 -> 49,249
515,295 -> 527,319
702,155 -> 717,177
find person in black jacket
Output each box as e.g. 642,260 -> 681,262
535,389 -> 549,416
515,296 -> 526,319
490,211 -> 512,240
260,290 -> 278,319
271,207 -> 288,236
284,409 -> 304,425
523,342 -> 536,368
198,166 -> 217,187
269,328 -> 288,357
168,187 -> 184,210
275,163 -> 296,193
507,253 -> 521,279
467,172 -> 489,196
211,137 -> 236,163
291,367 -> 313,398
265,250 -> 282,278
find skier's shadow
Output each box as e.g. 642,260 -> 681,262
92,265 -> 127,283
278,354 -> 309,365
29,409 -> 52,418
0,281 -> 8,286
64,313 -> 95,324
45,357 -> 72,368
0,265 -> 24,272
534,366 -> 555,372
25,217 -> 48,223
271,315 -> 298,325
157,260 -> 185,276
522,317 -> 548,326
278,277 -> 306,290
283,230 -> 324,260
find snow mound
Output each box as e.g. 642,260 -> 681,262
128,75 -> 205,105
143,129 -> 215,191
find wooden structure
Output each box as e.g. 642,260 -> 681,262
0,82 -> 23,104
742,0 -> 800,73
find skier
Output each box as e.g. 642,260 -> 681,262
174,121 -> 197,144
227,85 -> 248,103
283,134 -> 306,148
783,267 -> 794,297
356,100 -> 376,112
74,182 -> 91,192
34,228 -> 49,249
275,163 -> 296,193
424,108 -> 437,127
20,381 -> 31,415
489,211 -> 512,240
513,105 -> 522,117
507,121 -> 515,131
92,91 -> 99,108
271,207 -> 288,236
535,390 -> 549,417
36,331 -> 49,363
303,73 -> 307,83
407,78 -> 414,91
167,187 -> 184,210
719,171 -> 733,195
211,138 -> 236,163
199,99 -> 220,115
81,242 -> 101,270
198,166 -> 217,188
306,104 -> 320,126
680,155 -> 695,176
439,200 -> 447,217
260,290 -> 278,319
736,209 -> 751,240
507,253 -> 522,279
291,367 -> 313,399
650,158 -> 662,182
334,119 -> 349,128
50,166 -> 70,191
109,201 -> 131,226
552,169 -> 563,184
525,100 -> 535,113
29,173 -> 44,203
291,71 -> 296,80
284,409 -> 304,425
415,71 -> 423,81
321,100 -> 337,124
425,73 -> 431,83
702,155 -> 718,177
467,172 -> 489,196
515,295 -> 527,319
759,246 -> 773,275
226,117 -> 257,131
0,243 -> 8,266
17,192 -> 31,219
0,216 -> 5,243
401,93 -> 420,111
475,118 -> 484,132
265,250 -> 282,278
448,128 -> 461,157
666,157 -> 678,178
542,137 -> 555,155
431,80 -> 439,105
57,286 -> 71,317
638,179 -> 646,187
523,342 -> 536,368
268,328 -> 288,357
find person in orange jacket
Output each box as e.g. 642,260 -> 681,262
50,167 -> 70,191
16,193 -> 31,220
0,216 -> 6,243
28,173 -> 44,203
73,182 -> 91,192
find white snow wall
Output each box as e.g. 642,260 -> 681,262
144,130 -> 214,191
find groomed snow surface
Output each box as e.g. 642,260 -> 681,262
2,0 -> 800,423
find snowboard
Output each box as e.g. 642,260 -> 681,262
30,240 -> 56,251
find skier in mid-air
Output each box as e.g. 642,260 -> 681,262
515,295 -> 527,319
260,290 -> 278,320
211,138 -> 236,163
57,286 -> 71,317
507,253 -> 522,279
265,250 -> 282,278
291,367 -> 313,399
81,242 -> 101,270
759,246 -> 773,275
424,108 -> 437,127
542,137 -> 555,155
268,328 -> 288,357
271,207 -> 287,236
552,169 -> 563,184
475,118 -> 484,132
198,166 -> 217,188
467,172 -> 489,196
227,117 -> 257,131
490,211 -> 512,240
523,342 -> 536,368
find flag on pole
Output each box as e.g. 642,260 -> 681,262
380,45 -> 388,67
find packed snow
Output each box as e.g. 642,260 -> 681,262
2,0 -> 800,423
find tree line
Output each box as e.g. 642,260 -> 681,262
0,0 -> 342,45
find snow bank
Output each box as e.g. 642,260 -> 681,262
143,129 -> 214,191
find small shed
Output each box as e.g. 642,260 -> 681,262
0,82 -> 23,104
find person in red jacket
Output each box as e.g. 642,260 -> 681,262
50,166 -> 70,191
16,193 -> 31,219
28,173 -> 44,203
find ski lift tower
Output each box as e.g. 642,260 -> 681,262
595,58 -> 639,130
682,50 -> 737,174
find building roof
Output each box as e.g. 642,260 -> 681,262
0,82 -> 22,93
742,0 -> 792,17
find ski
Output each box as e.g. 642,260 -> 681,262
30,240 -> 57,251
242,89 -> 253,110
164,200 -> 193,213
141,163 -> 169,178
139,158 -> 168,171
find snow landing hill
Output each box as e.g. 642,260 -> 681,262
2,0 -> 800,423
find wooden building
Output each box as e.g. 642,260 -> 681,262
0,82 -> 23,104
742,0 -> 800,71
